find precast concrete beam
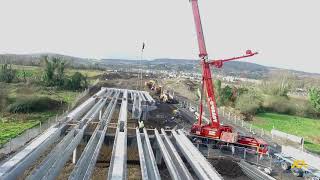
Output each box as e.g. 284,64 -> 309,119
27,129 -> 76,180
68,87 -> 107,121
142,128 -> 161,180
173,130 -> 223,180
0,127 -> 60,180
39,98 -> 107,180
154,129 -> 181,180
69,91 -> 118,180
42,129 -> 84,180
143,91 -> 155,104
83,91 -> 120,180
136,128 -> 149,180
107,90 -> 128,180
160,129 -> 193,180
0,88 -> 110,180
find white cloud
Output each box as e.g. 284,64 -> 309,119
0,0 -> 319,73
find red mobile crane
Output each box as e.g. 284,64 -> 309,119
189,0 -> 268,154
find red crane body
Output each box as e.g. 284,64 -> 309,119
189,0 -> 267,154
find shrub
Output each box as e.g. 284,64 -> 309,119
41,56 -> 66,87
261,96 -> 319,118
296,101 -> 319,118
308,88 -> 320,112
220,85 -> 234,106
0,88 -> 8,111
262,96 -> 296,115
7,97 -> 61,113
0,64 -> 16,83
235,91 -> 262,120
259,71 -> 293,97
214,79 -> 241,107
63,72 -> 88,91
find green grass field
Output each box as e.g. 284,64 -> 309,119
2,82 -> 80,104
3,64 -> 104,79
67,69 -> 104,78
0,112 -> 56,146
253,113 -> 320,154
0,83 -> 80,146
0,64 -> 103,147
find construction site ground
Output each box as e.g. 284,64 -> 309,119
0,71 -> 301,180
87,71 -> 300,179
87,72 -> 249,179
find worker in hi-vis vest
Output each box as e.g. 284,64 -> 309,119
138,120 -> 144,133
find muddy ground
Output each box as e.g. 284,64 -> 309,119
56,145 -> 142,180
92,72 -> 250,179
208,157 -> 248,180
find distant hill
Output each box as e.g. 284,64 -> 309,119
99,59 -> 147,65
100,58 -> 269,78
0,53 -> 99,68
1,54 -> 318,79
100,58 -> 320,79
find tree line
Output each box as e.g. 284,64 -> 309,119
214,72 -> 320,120
0,55 -> 88,91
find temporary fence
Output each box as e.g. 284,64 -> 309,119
0,112 -> 66,156
181,101 -> 305,152
193,141 -> 273,169
218,107 -> 305,151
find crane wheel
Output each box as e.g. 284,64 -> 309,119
281,162 -> 291,170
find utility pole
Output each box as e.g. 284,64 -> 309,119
140,42 -> 145,90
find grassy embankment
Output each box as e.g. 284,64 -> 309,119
252,113 -> 320,154
0,83 -> 79,146
0,112 -> 55,145
0,64 -> 104,146
162,76 -> 320,154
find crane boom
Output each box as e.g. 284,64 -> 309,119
190,0 -> 220,128
189,0 -> 259,140
191,0 -> 208,58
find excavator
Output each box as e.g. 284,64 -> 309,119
189,0 -> 268,154
145,80 -> 156,90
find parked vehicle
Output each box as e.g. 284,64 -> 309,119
274,146 -> 320,179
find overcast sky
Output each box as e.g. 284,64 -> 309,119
0,0 -> 319,73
